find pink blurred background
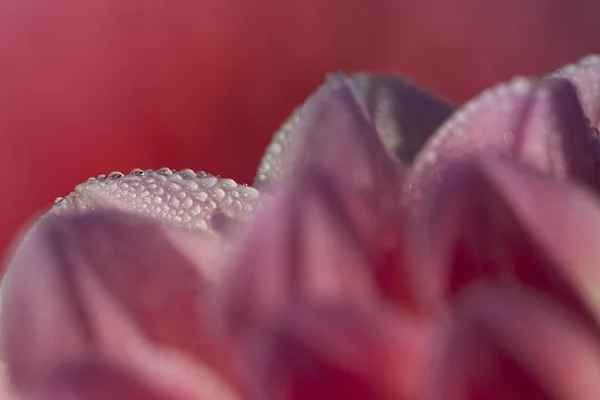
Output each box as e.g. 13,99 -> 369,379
0,0 -> 598,259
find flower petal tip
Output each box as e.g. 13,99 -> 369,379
552,54 -> 600,127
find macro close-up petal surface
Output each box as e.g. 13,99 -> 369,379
3,53 -> 600,400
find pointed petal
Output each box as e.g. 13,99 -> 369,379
426,283 -> 600,400
289,77 -> 417,306
411,156 -> 600,327
349,74 -> 454,164
214,78 -> 421,338
245,305 -> 428,400
405,77 -> 600,210
1,210 -> 231,389
279,75 -> 404,189
254,74 -> 454,186
551,55 -> 600,127
52,169 -> 261,234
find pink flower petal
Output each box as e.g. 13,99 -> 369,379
1,210 -> 232,390
52,169 -> 261,234
426,283 -> 600,400
405,77 -> 600,211
213,78 -> 422,339
482,156 -> 600,328
337,75 -> 454,164
551,55 -> 600,128
410,156 -> 598,326
280,75 -> 404,187
245,304 -> 429,400
212,171 -> 384,342
280,76 -> 414,306
257,73 -> 451,186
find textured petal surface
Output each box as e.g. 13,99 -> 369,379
552,55 -> 600,127
404,77 -> 600,210
1,210 -> 231,390
254,107 -> 304,187
426,284 -> 600,400
254,74 -> 453,186
52,168 -> 261,234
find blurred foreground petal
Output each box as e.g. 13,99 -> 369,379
412,157 -> 600,325
1,210 -> 233,390
246,305 -> 429,400
213,170 -> 382,342
427,283 -> 600,400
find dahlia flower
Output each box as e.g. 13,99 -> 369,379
2,55 -> 600,400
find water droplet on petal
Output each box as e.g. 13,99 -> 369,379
211,188 -> 226,201
108,171 -> 124,179
195,219 -> 209,230
178,169 -> 196,179
219,178 -> 238,190
195,192 -> 209,202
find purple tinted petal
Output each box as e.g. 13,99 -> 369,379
426,283 -> 600,400
1,210 -> 232,389
284,75 -> 403,189
290,77 -> 412,304
551,55 -> 600,127
405,77 -> 600,211
254,73 -> 453,186
52,168 -> 261,234
345,74 -> 454,164
214,77 -> 427,340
